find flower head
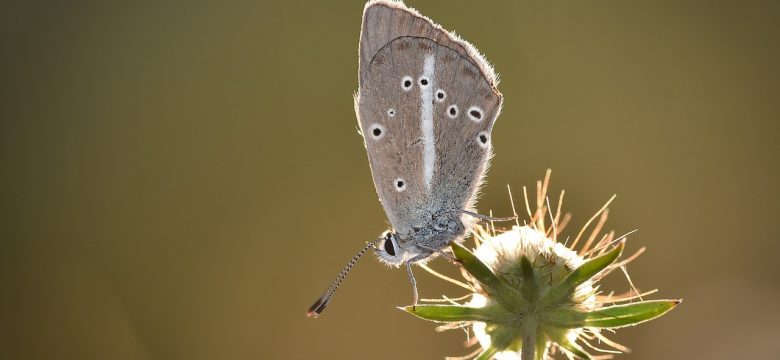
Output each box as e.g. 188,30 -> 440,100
405,170 -> 680,359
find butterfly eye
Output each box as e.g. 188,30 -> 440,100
383,235 -> 396,256
401,76 -> 413,91
467,106 -> 484,122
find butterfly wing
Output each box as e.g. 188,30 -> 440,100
357,1 -> 503,235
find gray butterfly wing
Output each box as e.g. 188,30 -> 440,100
356,1 -> 503,235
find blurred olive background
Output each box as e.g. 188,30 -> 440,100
2,0 -> 778,359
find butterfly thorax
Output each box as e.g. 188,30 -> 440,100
377,210 -> 467,266
406,210 -> 465,246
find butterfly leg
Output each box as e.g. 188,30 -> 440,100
417,243 -> 456,262
461,210 -> 517,222
405,261 -> 419,309
405,254 -> 431,309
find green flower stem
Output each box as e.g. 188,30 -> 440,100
533,331 -> 548,360
521,319 -> 537,360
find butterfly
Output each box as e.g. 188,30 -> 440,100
308,0 -> 507,318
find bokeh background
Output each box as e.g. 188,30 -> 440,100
2,0 -> 779,359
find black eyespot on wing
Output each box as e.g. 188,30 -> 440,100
436,89 -> 446,101
383,236 -> 396,256
419,78 -> 429,86
394,177 -> 406,192
369,124 -> 385,140
387,108 -> 395,117
447,105 -> 459,118
401,76 -> 413,91
477,131 -> 490,148
467,106 -> 484,122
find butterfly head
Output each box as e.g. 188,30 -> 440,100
375,230 -> 407,266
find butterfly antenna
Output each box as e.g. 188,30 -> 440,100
307,238 -> 381,318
